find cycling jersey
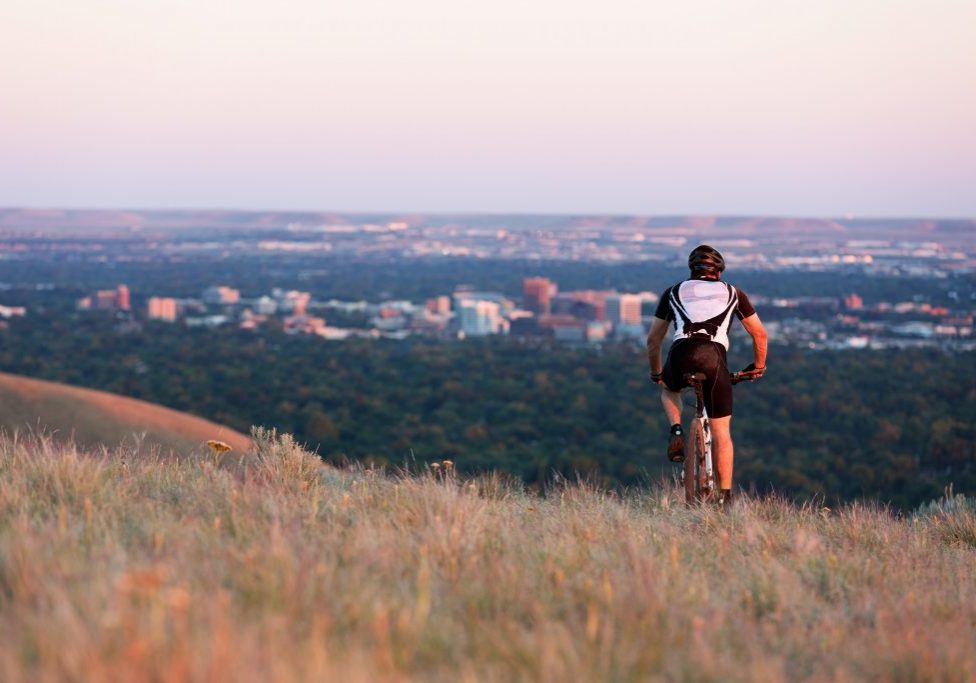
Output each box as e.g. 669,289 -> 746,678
653,278 -> 756,350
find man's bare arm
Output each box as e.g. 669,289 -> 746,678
646,317 -> 670,379
740,313 -> 768,369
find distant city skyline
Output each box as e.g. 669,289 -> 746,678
2,1 -> 974,218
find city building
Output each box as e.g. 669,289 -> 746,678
78,284 -> 131,312
239,309 -> 269,330
147,297 -> 178,322
273,289 -> 311,315
115,285 -> 131,311
540,315 -> 587,343
551,290 -> 610,321
605,293 -> 642,325
94,290 -> 118,310
370,307 -> 407,331
0,305 -> 26,319
426,296 -> 451,315
586,321 -> 610,343
203,286 -> 241,305
452,290 -> 515,315
283,315 -> 327,336
457,299 -> 508,336
254,296 -> 278,315
523,277 -> 557,315
844,293 -> 864,310
509,313 -> 540,337
185,315 -> 230,328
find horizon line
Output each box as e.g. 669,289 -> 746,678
2,204 -> 974,223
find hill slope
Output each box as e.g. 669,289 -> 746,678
1,432 -> 973,681
0,372 -> 251,454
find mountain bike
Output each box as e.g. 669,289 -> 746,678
678,370 -> 757,504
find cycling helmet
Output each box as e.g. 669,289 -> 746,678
688,244 -> 725,275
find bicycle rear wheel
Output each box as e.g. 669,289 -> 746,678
684,419 -> 706,504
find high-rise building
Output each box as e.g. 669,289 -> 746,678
605,293 -> 642,325
458,299 -> 508,336
116,285 -> 131,311
523,277 -> 556,315
147,297 -> 178,322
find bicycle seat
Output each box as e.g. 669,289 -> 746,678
683,372 -> 706,384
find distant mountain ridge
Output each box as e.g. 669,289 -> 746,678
0,372 -> 251,455
0,207 -> 972,236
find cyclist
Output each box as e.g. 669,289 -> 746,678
646,245 -> 768,505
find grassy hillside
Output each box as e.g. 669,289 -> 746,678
0,372 -> 251,455
0,432 -> 974,682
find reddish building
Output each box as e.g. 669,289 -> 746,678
116,285 -> 131,311
552,290 -> 610,321
147,297 -> 178,322
844,293 -> 863,310
89,284 -> 131,312
523,277 -> 556,315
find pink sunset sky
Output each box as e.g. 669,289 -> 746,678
1,0 -> 974,217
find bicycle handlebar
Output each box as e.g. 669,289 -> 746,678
730,371 -> 761,385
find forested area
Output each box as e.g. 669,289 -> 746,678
2,314 -> 972,509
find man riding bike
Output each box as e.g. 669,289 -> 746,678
646,245 -> 768,505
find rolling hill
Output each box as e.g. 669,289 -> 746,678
0,372 -> 251,454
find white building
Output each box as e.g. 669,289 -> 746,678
254,296 -> 278,315
0,305 -> 26,319
458,299 -> 508,336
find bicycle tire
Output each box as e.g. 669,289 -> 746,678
684,419 -> 706,504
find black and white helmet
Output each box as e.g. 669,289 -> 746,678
688,245 -> 725,276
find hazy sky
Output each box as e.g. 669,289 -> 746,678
2,0 -> 974,216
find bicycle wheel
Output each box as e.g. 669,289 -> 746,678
684,419 -> 707,504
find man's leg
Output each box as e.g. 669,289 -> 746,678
661,387 -> 686,462
660,387 -> 682,426
709,415 -> 733,490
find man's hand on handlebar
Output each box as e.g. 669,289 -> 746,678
730,363 -> 766,384
649,370 -> 664,385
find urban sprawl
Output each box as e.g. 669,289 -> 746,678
51,277 -> 976,352
0,213 -> 973,351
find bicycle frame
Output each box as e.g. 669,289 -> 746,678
690,378 -> 715,499
672,372 -> 716,502
674,370 -> 758,504
699,416 -> 714,488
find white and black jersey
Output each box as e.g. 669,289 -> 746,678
653,278 -> 756,351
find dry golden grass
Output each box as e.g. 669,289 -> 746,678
0,372 -> 252,455
1,430 -> 974,682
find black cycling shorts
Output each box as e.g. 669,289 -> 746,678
661,338 -> 733,418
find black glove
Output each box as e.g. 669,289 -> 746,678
650,371 -> 663,384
